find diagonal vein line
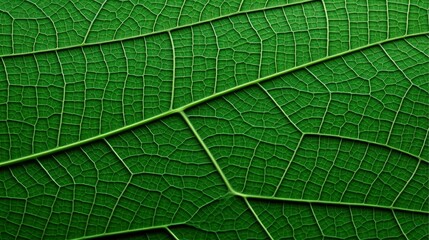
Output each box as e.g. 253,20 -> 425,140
309,203 -> 325,236
392,210 -> 410,240
237,192 -> 429,214
169,31 -> 176,110
179,111 -> 235,193
391,160 -> 421,207
306,132 -> 427,163
2,33 -> 428,168
82,0 -> 107,44
166,227 -> 180,240
0,0 -> 318,59
272,135 -> 305,196
72,222 -> 186,240
258,83 -> 302,133
244,197 -> 274,240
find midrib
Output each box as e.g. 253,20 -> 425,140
1,32 -> 428,167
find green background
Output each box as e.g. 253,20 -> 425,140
0,0 -> 428,239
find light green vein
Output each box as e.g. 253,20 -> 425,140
73,222 -> 185,240
0,0 -> 317,59
166,227 -> 180,240
82,0 -> 108,44
1,32 -> 428,168
304,133 -> 428,163
169,31 -> 176,110
179,111 -> 235,193
234,192 -> 429,214
392,210 -> 411,240
244,197 -> 274,240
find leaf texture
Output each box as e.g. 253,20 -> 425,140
0,0 -> 428,239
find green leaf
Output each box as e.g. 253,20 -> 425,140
0,0 -> 428,239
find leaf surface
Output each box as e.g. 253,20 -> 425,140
0,0 -> 428,239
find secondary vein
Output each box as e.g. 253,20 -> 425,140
0,0 -> 317,59
1,32 -> 427,168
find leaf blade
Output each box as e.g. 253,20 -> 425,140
0,0 -> 428,239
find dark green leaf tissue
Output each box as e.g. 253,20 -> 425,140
0,0 -> 428,239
